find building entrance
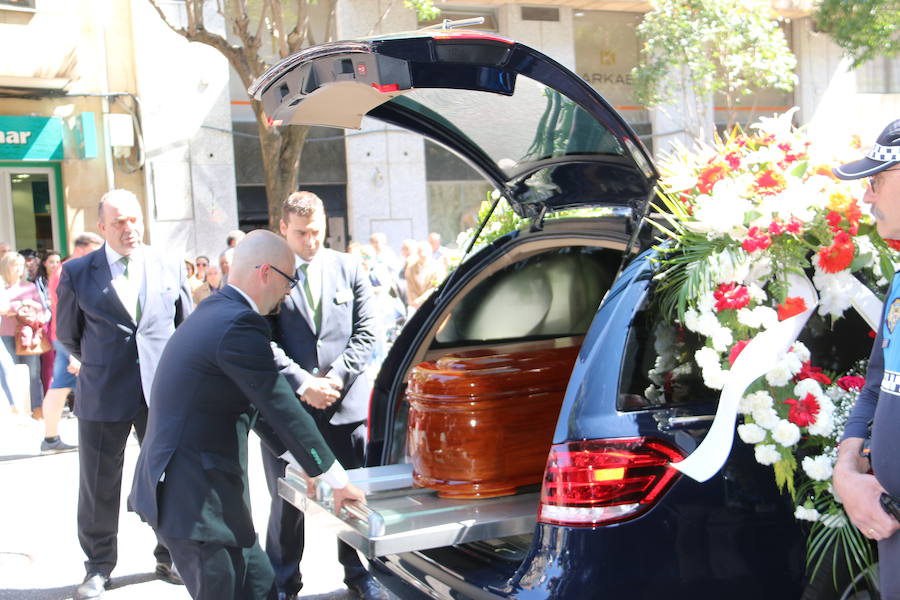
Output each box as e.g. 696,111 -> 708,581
0,166 -> 61,253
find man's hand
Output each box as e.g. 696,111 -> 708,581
67,355 -> 81,375
833,437 -> 900,540
332,482 -> 366,515
301,376 -> 342,409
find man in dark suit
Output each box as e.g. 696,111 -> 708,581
129,230 -> 365,600
263,191 -> 384,600
56,189 -> 192,599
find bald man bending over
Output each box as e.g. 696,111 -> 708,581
129,230 -> 365,600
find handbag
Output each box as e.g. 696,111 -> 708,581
14,302 -> 50,356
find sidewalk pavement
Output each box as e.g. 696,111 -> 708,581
0,412 -> 360,600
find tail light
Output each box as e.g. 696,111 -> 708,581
538,437 -> 685,527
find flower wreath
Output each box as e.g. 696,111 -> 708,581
650,109 -> 897,581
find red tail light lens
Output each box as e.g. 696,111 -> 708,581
539,437 -> 685,527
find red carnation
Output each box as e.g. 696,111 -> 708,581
786,218 -> 802,234
714,283 -> 751,312
795,361 -> 832,386
837,375 -> 866,391
826,211 -> 842,231
777,297 -> 807,321
728,340 -> 750,365
784,393 -> 821,427
887,239 -> 900,251
742,226 -> 772,253
725,151 -> 742,169
769,219 -> 785,236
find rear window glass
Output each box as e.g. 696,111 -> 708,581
388,74 -> 624,175
618,283 -> 876,411
433,246 -> 619,347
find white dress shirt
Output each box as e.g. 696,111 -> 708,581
105,244 -> 145,322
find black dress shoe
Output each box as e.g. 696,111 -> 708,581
155,562 -> 184,585
347,575 -> 389,600
74,573 -> 110,600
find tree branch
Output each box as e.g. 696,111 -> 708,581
147,0 -> 188,37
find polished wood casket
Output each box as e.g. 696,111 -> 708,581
405,345 -> 581,498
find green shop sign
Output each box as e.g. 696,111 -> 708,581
0,116 -> 63,161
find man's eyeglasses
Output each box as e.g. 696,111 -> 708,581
869,167 -> 900,194
256,264 -> 298,289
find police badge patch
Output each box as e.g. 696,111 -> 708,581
888,298 -> 900,333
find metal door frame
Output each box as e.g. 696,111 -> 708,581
0,162 -> 65,253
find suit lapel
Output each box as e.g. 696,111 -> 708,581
140,250 -> 160,330
89,246 -> 134,326
288,277 -> 316,334
318,250 -> 336,336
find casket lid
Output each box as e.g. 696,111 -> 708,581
249,29 -> 657,218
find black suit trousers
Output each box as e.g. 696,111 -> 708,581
261,418 -> 367,594
77,406 -> 170,576
159,534 -> 276,600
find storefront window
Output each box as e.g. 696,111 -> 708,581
574,11 -> 650,141
0,169 -> 55,252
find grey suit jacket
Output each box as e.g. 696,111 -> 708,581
272,248 -> 377,425
56,244 -> 192,422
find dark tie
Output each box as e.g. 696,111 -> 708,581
120,256 -> 141,322
299,263 -> 320,329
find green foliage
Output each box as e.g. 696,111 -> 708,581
814,0 -> 900,67
404,0 -> 440,21
633,0 -> 797,120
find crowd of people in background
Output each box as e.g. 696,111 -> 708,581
0,233 -> 104,451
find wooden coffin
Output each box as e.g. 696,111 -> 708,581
405,345 -> 581,499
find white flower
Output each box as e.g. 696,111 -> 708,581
738,423 -> 767,444
802,455 -> 834,481
702,365 -> 729,390
808,411 -> 835,437
765,363 -> 793,387
694,347 -> 721,370
645,384 -> 661,402
772,420 -> 801,447
737,308 -> 761,329
710,251 -> 750,285
746,283 -> 767,303
793,378 -> 823,400
756,306 -> 779,329
746,257 -> 773,287
813,268 -> 856,318
790,342 -> 811,364
755,444 -> 781,465
752,406 -> 781,430
695,312 -> 721,337
690,184 -> 753,237
711,326 -> 734,352
784,352 -> 804,375
683,309 -> 700,333
794,505 -> 821,522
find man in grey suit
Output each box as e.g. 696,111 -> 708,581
129,230 -> 365,600
56,189 -> 192,599
263,191 -> 384,600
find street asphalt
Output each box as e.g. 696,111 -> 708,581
0,410 -> 363,600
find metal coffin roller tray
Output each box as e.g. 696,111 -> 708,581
277,463 -> 539,558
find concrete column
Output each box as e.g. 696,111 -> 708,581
335,0 -> 428,249
129,0 -> 238,262
496,4 -> 575,71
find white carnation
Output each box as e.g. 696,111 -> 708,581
702,365 -> 729,390
694,347 -> 721,370
684,309 -> 700,333
813,268 -> 856,319
790,341 -> 811,364
772,420 -> 801,447
808,411 -> 834,437
765,363 -> 793,387
794,505 -> 821,522
793,378 -> 823,399
738,423 -> 767,444
696,312 -> 721,337
645,384 -> 661,403
697,293 -> 716,314
801,455 -> 834,481
755,306 -> 779,329
746,283 -> 767,303
784,352 -> 804,376
755,444 -> 781,465
711,326 -> 734,352
737,308 -> 762,329
752,406 -> 780,430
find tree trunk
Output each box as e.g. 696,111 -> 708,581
259,122 -> 309,231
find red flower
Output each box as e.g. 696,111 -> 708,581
728,340 -> 750,365
742,226 -> 772,253
714,283 -> 751,312
698,164 -> 727,194
786,218 -> 802,234
837,375 -> 866,391
769,219 -> 785,236
783,393 -> 821,427
778,297 -> 807,320
755,169 -> 787,196
725,152 -> 741,169
795,361 -> 832,385
887,239 -> 900,251
826,210 -> 842,231
817,234 -> 854,273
